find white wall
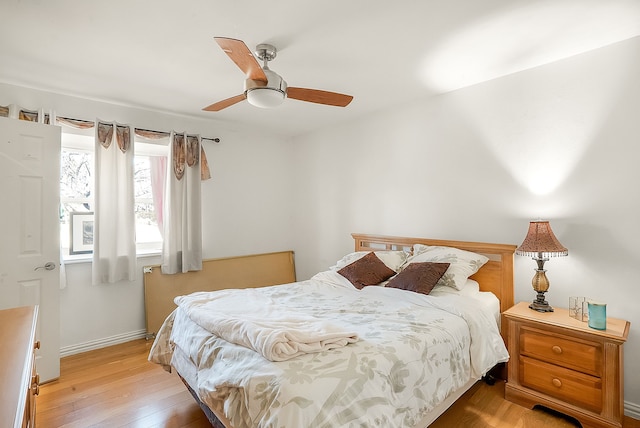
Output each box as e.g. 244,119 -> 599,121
291,37 -> 640,413
0,83 -> 297,352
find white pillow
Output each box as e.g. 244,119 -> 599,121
429,279 -> 480,296
332,250 -> 409,272
406,245 -> 489,290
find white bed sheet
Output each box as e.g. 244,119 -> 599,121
150,270 -> 507,428
429,286 -> 502,328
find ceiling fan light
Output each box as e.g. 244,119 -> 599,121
246,88 -> 285,108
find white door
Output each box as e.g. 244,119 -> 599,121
0,116 -> 61,382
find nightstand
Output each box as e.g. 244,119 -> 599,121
504,301 -> 630,428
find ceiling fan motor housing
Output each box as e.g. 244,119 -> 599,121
245,69 -> 288,108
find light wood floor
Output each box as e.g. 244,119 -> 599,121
37,339 -> 640,428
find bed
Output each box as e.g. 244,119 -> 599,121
149,233 -> 516,427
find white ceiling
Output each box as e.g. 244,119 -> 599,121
2,0 -> 639,138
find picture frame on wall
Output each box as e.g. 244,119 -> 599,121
69,211 -> 94,255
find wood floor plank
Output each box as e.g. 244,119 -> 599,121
37,339 -> 210,428
37,339 -> 640,427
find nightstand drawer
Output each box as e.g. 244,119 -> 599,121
520,356 -> 602,413
520,327 -> 601,376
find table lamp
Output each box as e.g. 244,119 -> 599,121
516,220 -> 568,312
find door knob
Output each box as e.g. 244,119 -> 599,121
34,262 -> 56,271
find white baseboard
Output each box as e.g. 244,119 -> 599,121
60,329 -> 148,358
626,400 -> 640,420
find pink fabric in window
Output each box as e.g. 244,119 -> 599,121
149,155 -> 167,237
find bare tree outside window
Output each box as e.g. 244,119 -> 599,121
60,150 -> 92,215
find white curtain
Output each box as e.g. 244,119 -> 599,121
92,121 -> 136,284
161,132 -> 202,274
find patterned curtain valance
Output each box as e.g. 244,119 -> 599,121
97,121 -> 131,153
18,108 -> 51,124
172,133 -> 199,180
200,146 -> 211,180
135,128 -> 170,140
1,105 -> 213,180
134,128 -> 210,180
19,109 -> 38,122
56,116 -> 95,129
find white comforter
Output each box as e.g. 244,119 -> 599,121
174,289 -> 359,361
150,270 -> 509,428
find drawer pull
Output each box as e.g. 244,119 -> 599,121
34,340 -> 40,350
552,378 -> 562,388
551,345 -> 563,354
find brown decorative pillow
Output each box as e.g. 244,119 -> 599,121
386,262 -> 451,295
337,251 -> 397,289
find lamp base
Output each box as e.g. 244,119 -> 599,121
529,291 -> 554,312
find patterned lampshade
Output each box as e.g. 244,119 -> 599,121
516,221 -> 568,259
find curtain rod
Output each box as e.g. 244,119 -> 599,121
57,115 -> 221,143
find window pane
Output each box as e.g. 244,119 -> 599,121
134,156 -> 152,199
134,156 -> 162,245
60,150 -> 92,197
135,201 -> 162,244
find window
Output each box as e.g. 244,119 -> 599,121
60,128 -> 166,258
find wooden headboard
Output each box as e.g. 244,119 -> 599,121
143,251 -> 296,337
352,234 -> 517,314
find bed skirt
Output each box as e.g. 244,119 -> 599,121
178,374 -> 226,428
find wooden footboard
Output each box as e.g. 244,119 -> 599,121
143,251 -> 296,337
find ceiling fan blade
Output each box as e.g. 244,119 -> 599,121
214,37 -> 267,83
287,87 -> 353,107
202,94 -> 246,112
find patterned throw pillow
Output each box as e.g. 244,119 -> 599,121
337,252 -> 397,289
386,262 -> 450,295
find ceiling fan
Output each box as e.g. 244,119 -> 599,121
203,37 -> 353,112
